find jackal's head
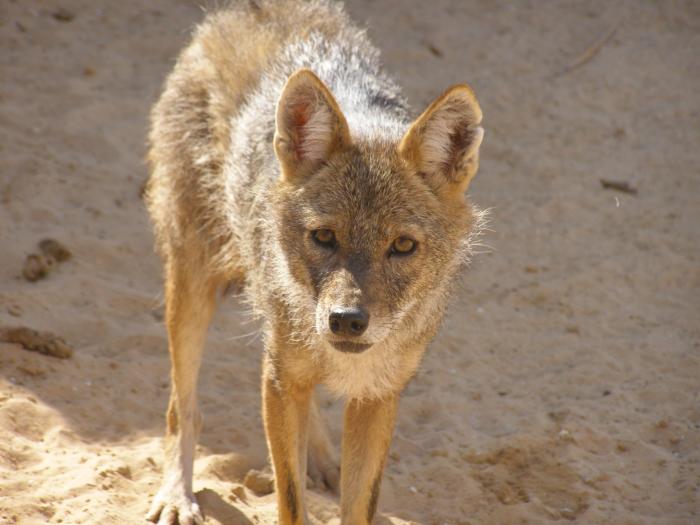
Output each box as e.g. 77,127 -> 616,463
272,70 -> 484,353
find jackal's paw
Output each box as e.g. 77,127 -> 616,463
307,449 -> 340,493
146,485 -> 204,525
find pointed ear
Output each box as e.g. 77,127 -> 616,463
399,84 -> 483,194
274,69 -> 351,181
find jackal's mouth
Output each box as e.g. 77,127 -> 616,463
329,341 -> 373,353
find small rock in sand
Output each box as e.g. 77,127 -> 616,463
229,484 -> 248,503
243,468 -> 275,495
51,8 -> 75,22
7,303 -> 23,317
0,326 -> 73,359
22,239 -> 72,282
22,253 -> 55,282
39,238 -> 72,262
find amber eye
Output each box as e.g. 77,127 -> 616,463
312,229 -> 336,248
391,236 -> 416,256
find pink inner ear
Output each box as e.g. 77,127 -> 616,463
288,100 -> 310,161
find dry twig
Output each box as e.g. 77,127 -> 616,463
558,21 -> 620,76
600,179 -> 638,195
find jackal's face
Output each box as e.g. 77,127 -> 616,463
272,70 -> 483,352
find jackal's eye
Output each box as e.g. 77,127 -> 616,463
311,229 -> 336,248
390,236 -> 416,256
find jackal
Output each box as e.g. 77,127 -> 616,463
144,1 -> 484,523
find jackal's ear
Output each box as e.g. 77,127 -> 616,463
274,69 -> 351,180
399,84 -> 483,194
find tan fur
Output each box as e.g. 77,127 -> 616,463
144,2 -> 484,524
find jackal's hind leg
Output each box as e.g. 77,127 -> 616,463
307,392 -> 340,492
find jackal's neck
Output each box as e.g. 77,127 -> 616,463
276,32 -> 412,140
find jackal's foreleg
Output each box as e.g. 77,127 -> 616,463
147,259 -> 219,525
263,353 -> 313,525
340,395 -> 398,525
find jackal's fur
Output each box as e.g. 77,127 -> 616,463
144,1 -> 485,523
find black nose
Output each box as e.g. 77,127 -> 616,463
328,307 -> 369,337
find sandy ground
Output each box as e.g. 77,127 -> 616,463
1,1 -> 699,524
